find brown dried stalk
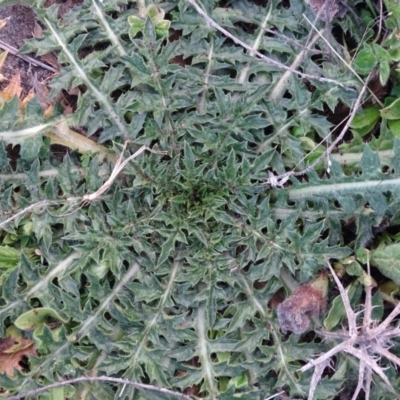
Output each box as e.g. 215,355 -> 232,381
299,259 -> 400,400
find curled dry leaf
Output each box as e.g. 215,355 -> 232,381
277,272 -> 328,334
0,327 -> 36,376
0,72 -> 22,102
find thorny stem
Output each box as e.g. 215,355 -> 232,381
299,339 -> 353,373
326,261 -> 357,335
344,347 -> 395,392
363,254 -> 374,326
373,344 -> 400,368
302,256 -> 400,400
350,359 -> 365,400
308,358 -> 330,400
374,301 -> 400,336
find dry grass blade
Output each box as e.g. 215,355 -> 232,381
0,200 -> 57,229
186,0 -> 348,88
363,256 -> 374,325
264,69 -> 373,187
303,14 -> 383,106
4,376 -> 193,400
82,143 -> 166,203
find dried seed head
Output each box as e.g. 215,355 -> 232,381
277,273 -> 328,334
309,0 -> 347,21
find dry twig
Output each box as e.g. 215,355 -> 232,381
82,142 -> 166,203
0,143 -> 166,227
186,0 -> 350,89
264,69 -> 374,187
4,376 -> 193,400
0,39 -> 58,73
303,14 -> 383,106
0,200 -> 57,229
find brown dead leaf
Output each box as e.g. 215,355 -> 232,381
33,21 -> 43,38
0,50 -> 8,80
0,17 -> 10,31
39,53 -> 60,71
0,337 -> 15,353
44,104 -> 54,118
31,73 -> 53,110
0,327 -> 36,376
0,72 -> 22,101
20,91 -> 36,110
60,95 -> 74,114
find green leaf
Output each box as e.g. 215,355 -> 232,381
155,20 -> 170,38
147,4 -> 165,23
228,372 -> 248,389
360,145 -> 380,176
388,47 -> 400,62
369,244 -> 400,285
128,16 -> 144,38
388,119 -> 400,137
350,106 -> 380,137
15,307 -> 69,330
383,0 -> 400,24
183,141 -> 195,171
353,47 -> 378,74
2,0 -> 400,398
49,386 -> 65,400
0,246 -> 19,271
253,149 -> 274,174
373,44 -> 390,61
379,60 -> 391,86
380,98 -> 400,120
158,234 -> 176,265
324,282 -> 358,331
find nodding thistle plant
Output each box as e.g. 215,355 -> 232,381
1,0 -> 400,399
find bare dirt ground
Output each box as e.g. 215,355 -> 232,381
0,1 -> 81,97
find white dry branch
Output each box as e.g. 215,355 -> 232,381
0,200 -> 57,229
82,142 -> 166,203
186,0 -> 350,89
303,14 -> 383,106
4,376 -> 194,400
264,69 -> 374,187
300,258 -> 400,400
0,143 -> 166,227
